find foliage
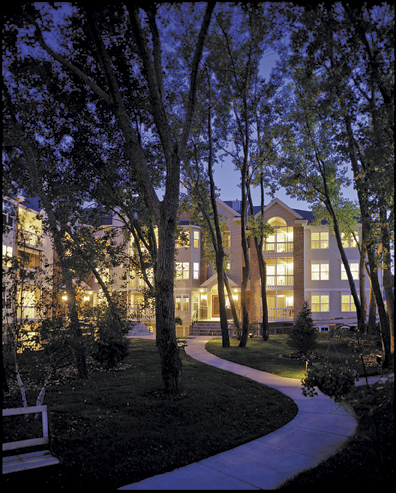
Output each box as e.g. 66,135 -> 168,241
91,305 -> 129,369
175,316 -> 183,326
301,361 -> 359,403
286,300 -> 318,357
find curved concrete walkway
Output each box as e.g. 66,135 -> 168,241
120,336 -> 391,490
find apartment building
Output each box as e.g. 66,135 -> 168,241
4,194 -> 377,339
2,194 -> 54,341
89,197 -> 375,336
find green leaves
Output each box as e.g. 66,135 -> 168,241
301,361 -> 359,403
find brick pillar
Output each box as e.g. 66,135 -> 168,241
293,224 -> 305,321
249,237 -> 261,322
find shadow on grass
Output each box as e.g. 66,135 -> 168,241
3,338 -> 297,490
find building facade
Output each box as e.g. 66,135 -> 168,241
2,194 -> 54,343
88,197 -> 375,336
3,195 -> 378,339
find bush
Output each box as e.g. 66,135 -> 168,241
92,311 -> 129,369
286,300 -> 318,357
301,361 -> 359,403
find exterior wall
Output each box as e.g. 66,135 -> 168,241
293,222 -> 305,321
304,225 -> 371,327
82,197 -> 380,334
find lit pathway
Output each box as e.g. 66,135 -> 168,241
120,336 -> 391,490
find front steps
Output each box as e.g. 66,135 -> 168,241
190,321 -> 294,336
190,321 -> 232,336
127,321 -> 152,336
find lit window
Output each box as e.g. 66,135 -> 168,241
2,244 -> 13,267
312,294 -> 329,312
176,262 -> 189,279
193,231 -> 199,248
311,231 -> 329,249
341,232 -> 359,248
193,262 -> 199,280
223,226 -> 231,249
175,295 -> 181,310
311,263 -> 329,280
341,263 -> 359,280
342,294 -> 357,312
182,295 -> 189,311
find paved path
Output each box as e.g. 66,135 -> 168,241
120,336 -> 391,490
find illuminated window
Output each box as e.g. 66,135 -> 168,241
175,295 -> 181,310
193,262 -> 199,280
311,263 -> 329,280
312,294 -> 329,312
176,262 -> 189,279
342,294 -> 357,312
223,226 -> 231,249
341,263 -> 359,280
341,232 -> 359,248
311,231 -> 329,249
2,244 -> 12,267
193,231 -> 199,248
263,217 -> 293,253
182,295 -> 189,311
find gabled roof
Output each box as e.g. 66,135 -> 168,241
261,198 -> 306,220
200,273 -> 238,289
217,198 -> 241,217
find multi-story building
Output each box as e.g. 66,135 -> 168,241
89,197 -> 376,336
4,194 -> 378,339
2,194 -> 54,342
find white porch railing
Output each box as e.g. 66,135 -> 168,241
267,307 -> 294,321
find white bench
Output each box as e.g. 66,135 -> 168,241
2,405 -> 59,474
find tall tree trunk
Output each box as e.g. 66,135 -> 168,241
224,273 -> 241,338
368,283 -> 377,333
156,193 -> 183,395
325,198 -> 364,332
239,159 -> 250,348
380,208 -> 394,365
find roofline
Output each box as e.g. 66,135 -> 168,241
255,198 -> 305,220
216,198 -> 241,217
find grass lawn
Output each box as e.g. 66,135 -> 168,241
205,332 -> 386,380
206,333 -> 394,488
3,338 -> 297,490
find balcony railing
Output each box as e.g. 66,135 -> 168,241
266,275 -> 294,287
129,278 -> 149,290
17,230 -> 46,250
128,304 -> 155,321
267,307 -> 294,321
263,242 -> 293,253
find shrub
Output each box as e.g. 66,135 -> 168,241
286,300 -> 318,357
301,361 -> 359,403
92,311 -> 129,369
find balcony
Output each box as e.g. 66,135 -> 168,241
263,242 -> 293,253
17,230 -> 46,251
266,275 -> 294,287
267,307 -> 294,321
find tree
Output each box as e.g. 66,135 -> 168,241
287,300 -> 318,358
285,3 -> 394,367
3,3 -> 215,394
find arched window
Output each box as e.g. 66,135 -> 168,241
264,217 -> 293,253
